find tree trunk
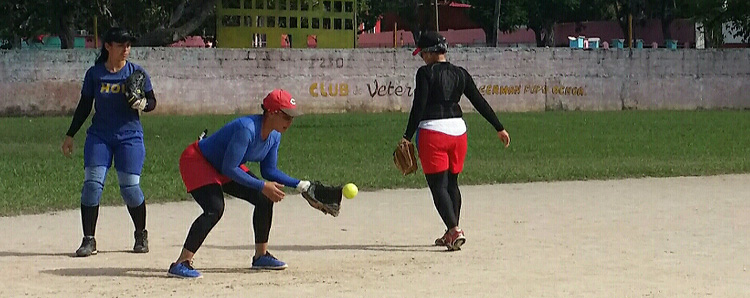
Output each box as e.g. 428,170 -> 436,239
660,0 -> 675,41
424,0 -> 435,31
484,26 -> 496,47
136,0 -> 214,46
614,0 -> 629,40
58,13 -> 76,49
538,23 -> 554,47
405,0 -> 421,45
10,34 -> 22,49
488,0 -> 500,47
532,27 -> 543,47
661,18 -> 673,41
410,29 -> 420,44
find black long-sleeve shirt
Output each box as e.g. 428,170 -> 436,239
403,62 -> 504,140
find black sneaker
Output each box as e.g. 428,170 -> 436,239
76,236 -> 97,257
133,230 -> 149,253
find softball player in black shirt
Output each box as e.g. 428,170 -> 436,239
402,31 -> 511,251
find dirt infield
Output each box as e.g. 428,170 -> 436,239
2,174 -> 749,297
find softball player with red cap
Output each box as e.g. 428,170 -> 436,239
403,31 -> 511,251
169,89 -> 311,278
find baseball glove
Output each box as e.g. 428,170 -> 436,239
198,129 -> 208,140
393,139 -> 418,175
301,181 -> 342,217
124,69 -> 147,111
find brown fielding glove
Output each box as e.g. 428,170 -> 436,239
393,139 -> 418,175
301,181 -> 343,217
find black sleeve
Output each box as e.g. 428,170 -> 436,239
65,94 -> 94,137
462,68 -> 504,132
143,90 -> 157,112
403,67 -> 431,140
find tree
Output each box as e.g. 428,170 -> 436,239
94,0 -> 215,46
0,0 -> 215,49
523,0 -> 580,47
358,0 -> 425,42
464,0 -> 527,47
51,0 -> 95,49
726,0 -> 750,42
610,0 -> 644,45
647,0 -> 677,41
0,0 -> 63,49
681,0 -> 750,47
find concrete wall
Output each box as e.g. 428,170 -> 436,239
1,47 -> 749,116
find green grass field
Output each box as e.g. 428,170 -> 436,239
1,110 -> 748,216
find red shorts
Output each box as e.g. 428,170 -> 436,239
416,128 -> 468,174
179,142 -> 249,192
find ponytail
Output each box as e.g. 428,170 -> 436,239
95,44 -> 109,65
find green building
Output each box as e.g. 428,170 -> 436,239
217,0 -> 357,48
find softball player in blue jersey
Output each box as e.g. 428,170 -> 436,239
168,89 -> 309,279
61,28 -> 157,257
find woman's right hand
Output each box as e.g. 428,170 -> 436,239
61,136 -> 75,157
262,181 -> 286,202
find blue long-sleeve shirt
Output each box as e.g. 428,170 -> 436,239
198,115 -> 300,191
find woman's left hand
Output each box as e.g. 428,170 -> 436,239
497,130 -> 510,148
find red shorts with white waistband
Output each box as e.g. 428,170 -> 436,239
416,128 -> 468,174
179,141 -> 249,192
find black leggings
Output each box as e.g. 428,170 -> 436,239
425,171 -> 462,230
183,179 -> 274,253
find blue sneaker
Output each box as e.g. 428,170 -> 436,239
168,260 -> 202,278
251,252 -> 288,270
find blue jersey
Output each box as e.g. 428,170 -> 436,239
198,115 -> 300,191
81,61 -> 153,135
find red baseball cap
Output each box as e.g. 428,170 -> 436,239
262,89 -> 301,117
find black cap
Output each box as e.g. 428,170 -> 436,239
412,31 -> 447,56
103,27 -> 137,44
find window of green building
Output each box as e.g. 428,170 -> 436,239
222,15 -> 241,26
224,0 -> 240,9
253,33 -> 267,47
334,18 -> 341,30
218,0 -> 356,48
